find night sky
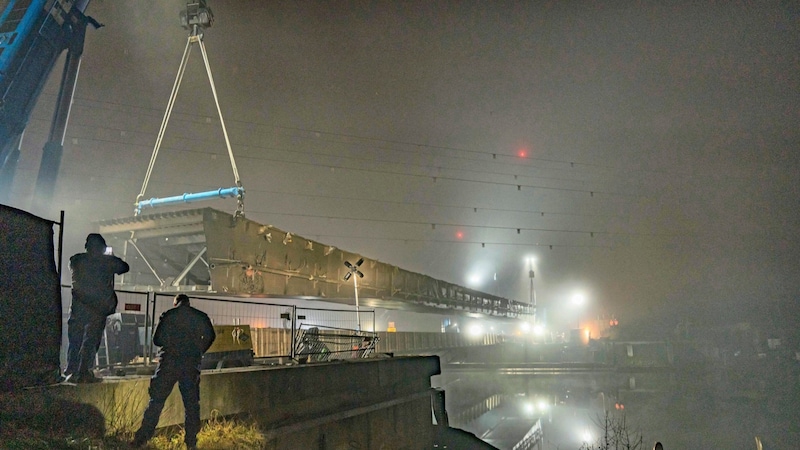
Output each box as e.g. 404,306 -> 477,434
9,1 -> 799,333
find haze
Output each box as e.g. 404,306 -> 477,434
8,1 -> 799,335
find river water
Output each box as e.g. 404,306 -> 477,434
433,363 -> 799,449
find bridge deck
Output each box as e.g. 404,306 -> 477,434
97,207 -> 531,319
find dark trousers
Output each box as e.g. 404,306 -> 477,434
65,307 -> 85,375
135,359 -> 202,447
66,305 -> 106,376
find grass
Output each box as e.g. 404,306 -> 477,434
0,415 -> 266,449
0,389 -> 266,450
147,412 -> 266,450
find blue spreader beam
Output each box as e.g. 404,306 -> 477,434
136,187 -> 243,214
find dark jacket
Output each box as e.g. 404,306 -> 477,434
69,252 -> 129,315
153,303 -> 216,363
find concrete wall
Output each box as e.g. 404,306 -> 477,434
51,355 -> 441,449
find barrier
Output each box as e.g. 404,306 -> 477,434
375,331 -> 505,354
202,324 -> 255,369
59,286 -> 151,370
145,293 -> 378,363
59,288 -> 503,372
296,306 -> 375,333
293,325 -> 378,362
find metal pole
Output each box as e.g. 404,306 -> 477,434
529,267 -> 536,325
290,305 -> 297,359
353,276 -> 361,331
148,293 -> 158,365
56,210 -> 64,278
533,274 -> 537,326
143,291 -> 151,366
137,187 -> 242,215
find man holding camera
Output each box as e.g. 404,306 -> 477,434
64,233 -> 129,383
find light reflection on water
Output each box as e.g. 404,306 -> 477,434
433,367 -> 799,449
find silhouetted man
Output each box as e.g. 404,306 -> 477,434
133,294 -> 215,449
65,233 -> 129,383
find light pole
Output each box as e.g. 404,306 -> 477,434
571,292 -> 589,345
600,391 -> 607,415
343,258 -> 364,331
528,257 -> 537,325
572,292 -> 586,329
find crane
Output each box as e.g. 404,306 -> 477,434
134,0 -> 245,218
0,0 -> 101,211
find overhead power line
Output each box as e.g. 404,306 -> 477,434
305,234 -> 614,250
245,208 -> 694,240
35,93 -> 763,184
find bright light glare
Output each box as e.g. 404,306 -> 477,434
537,400 -> 549,411
533,324 -> 545,336
581,430 -> 592,443
520,322 -> 531,333
524,402 -> 535,415
573,292 -> 586,306
466,323 -> 484,337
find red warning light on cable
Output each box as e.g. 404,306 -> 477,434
455,231 -> 464,239
517,148 -> 528,158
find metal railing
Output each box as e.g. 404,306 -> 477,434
60,288 -> 379,371
60,286 -> 151,370
61,288 -> 507,372
375,331 -> 504,354
512,418 -> 543,450
294,325 -> 378,362
151,293 -> 295,361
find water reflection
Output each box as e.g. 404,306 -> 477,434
433,366 -> 799,449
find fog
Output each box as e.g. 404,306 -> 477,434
7,1 -> 799,335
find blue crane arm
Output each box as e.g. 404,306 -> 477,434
0,0 -> 97,203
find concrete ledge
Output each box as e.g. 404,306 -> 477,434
47,355 -> 441,448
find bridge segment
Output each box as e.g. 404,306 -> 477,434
97,207 -> 532,319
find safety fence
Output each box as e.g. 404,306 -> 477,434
60,288 -> 504,373
447,393 -> 543,450
512,419 -> 544,450
375,331 -> 504,354
60,288 -> 377,371
59,286 -> 151,370
293,325 -> 379,362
